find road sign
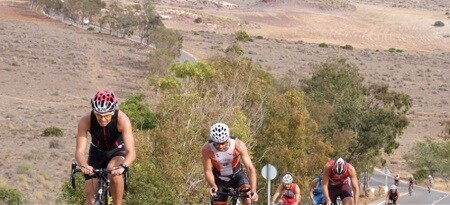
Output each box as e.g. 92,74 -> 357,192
261,164 -> 277,180
385,167 -> 390,175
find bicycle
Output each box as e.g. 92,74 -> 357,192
70,161 -> 129,205
408,183 -> 413,196
210,187 -> 253,205
427,184 -> 432,193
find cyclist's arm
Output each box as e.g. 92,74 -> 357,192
294,183 -> 301,205
322,164 -> 332,205
385,190 -> 389,203
271,184 -> 283,204
348,164 -> 359,205
309,179 -> 317,202
75,114 -> 90,167
117,111 -> 136,167
236,139 -> 257,194
201,143 -> 217,190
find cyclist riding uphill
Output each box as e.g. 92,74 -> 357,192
75,89 -> 136,205
271,173 -> 301,205
322,158 -> 359,205
408,175 -> 415,189
201,123 -> 258,205
309,174 -> 324,205
385,185 -> 399,205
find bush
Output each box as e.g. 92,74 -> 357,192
434,21 -> 445,27
388,47 -> 403,53
225,44 -> 244,56
413,168 -> 429,181
341,44 -> 353,50
0,187 -> 22,205
193,17 -> 202,23
235,30 -> 252,42
49,139 -> 62,149
120,94 -> 157,130
319,43 -> 328,48
42,126 -> 63,137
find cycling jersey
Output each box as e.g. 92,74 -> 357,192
279,183 -> 299,205
89,110 -> 123,149
313,177 -> 324,205
208,137 -> 242,180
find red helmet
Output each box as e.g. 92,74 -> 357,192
91,89 -> 118,114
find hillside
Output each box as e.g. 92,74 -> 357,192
0,0 -> 449,203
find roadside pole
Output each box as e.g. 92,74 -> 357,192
261,164 -> 277,205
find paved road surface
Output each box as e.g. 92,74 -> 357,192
369,169 -> 450,204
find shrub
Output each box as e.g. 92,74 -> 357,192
225,44 -> 244,56
49,139 -> 62,149
193,17 -> 202,23
120,94 -> 157,130
235,30 -> 252,42
87,26 -> 95,31
0,187 -> 22,204
413,168 -> 429,180
388,48 -> 403,53
341,44 -> 353,50
434,21 -> 445,27
255,35 -> 264,39
42,126 -> 63,137
319,43 -> 328,48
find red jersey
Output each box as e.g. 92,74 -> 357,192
328,159 -> 350,186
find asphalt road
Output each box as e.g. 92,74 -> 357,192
369,169 -> 450,204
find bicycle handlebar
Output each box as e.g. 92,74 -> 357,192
70,161 -> 129,191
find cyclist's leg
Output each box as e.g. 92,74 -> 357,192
108,152 -> 126,205
339,183 -> 354,205
86,145 -> 107,205
212,178 -> 229,205
327,186 -> 339,205
233,171 -> 252,205
84,178 -> 99,205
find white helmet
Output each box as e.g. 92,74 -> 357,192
282,174 -> 293,184
333,158 -> 346,174
390,185 -> 397,190
210,123 -> 230,143
428,175 -> 432,178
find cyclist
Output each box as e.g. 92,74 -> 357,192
271,173 -> 301,205
202,123 -> 258,205
393,174 -> 400,186
309,174 -> 324,205
322,157 -> 359,205
427,175 -> 433,192
385,185 -> 399,205
408,175 -> 415,190
75,89 -> 136,205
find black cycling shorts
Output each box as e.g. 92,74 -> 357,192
212,171 -> 251,202
84,144 -> 126,180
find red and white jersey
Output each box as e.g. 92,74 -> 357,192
208,138 -> 240,179
328,159 -> 350,186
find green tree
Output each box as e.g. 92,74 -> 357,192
404,137 -> 450,178
120,94 -> 157,130
303,57 -> 411,165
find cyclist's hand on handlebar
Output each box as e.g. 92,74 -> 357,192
80,165 -> 94,175
111,166 -> 125,175
249,190 -> 258,201
210,187 -> 218,197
